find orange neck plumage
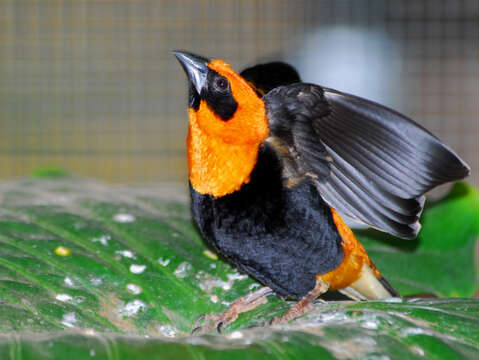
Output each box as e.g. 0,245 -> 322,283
187,107 -> 262,197
186,59 -> 269,198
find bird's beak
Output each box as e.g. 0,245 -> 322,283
174,51 -> 210,95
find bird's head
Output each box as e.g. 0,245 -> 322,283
174,51 -> 270,197
174,51 -> 269,145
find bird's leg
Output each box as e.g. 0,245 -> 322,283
270,277 -> 329,326
192,286 -> 274,334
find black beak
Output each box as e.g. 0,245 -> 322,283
174,51 -> 210,95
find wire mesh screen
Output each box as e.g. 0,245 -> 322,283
1,0 -> 478,185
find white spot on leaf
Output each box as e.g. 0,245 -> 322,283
126,284 -> 142,295
119,299 -> 147,317
113,213 -> 136,223
61,312 -> 77,328
173,262 -> 192,278
90,277 -> 103,286
382,297 -> 402,303
249,283 -> 260,291
158,258 -> 170,267
196,271 -> 248,293
74,296 -> 85,304
130,264 -> 146,274
116,250 -> 136,259
157,324 -> 178,337
92,234 -> 110,246
411,346 -> 425,357
227,331 -> 244,339
362,320 -> 378,330
64,277 -> 75,287
400,327 -> 426,337
56,294 -> 73,303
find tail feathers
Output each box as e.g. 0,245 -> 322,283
347,264 -> 400,300
338,286 -> 367,301
377,274 -> 400,298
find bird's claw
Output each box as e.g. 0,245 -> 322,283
190,287 -> 274,334
190,315 -> 234,335
244,320 -> 267,330
191,326 -> 203,335
191,313 -> 220,335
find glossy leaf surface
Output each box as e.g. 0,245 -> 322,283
0,179 -> 477,359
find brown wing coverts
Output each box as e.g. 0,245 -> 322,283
264,83 -> 470,239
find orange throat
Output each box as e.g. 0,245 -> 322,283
187,108 -> 262,197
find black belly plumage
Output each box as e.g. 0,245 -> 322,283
190,143 -> 344,299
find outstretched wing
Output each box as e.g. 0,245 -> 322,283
263,83 -> 470,239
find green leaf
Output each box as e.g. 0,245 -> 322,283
0,299 -> 478,359
0,178 -> 478,359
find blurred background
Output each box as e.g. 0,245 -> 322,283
1,0 -> 478,186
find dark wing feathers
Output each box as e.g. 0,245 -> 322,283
320,89 -> 469,193
264,83 -> 470,239
266,85 -> 331,180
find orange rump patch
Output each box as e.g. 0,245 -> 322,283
319,209 -> 381,290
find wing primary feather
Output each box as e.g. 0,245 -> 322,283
323,89 -> 470,179
323,143 -> 424,217
328,151 -> 422,225
322,110 -> 459,183
319,124 -> 426,197
321,107 -> 443,189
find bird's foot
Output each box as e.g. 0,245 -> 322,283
191,286 -> 274,334
270,277 -> 329,326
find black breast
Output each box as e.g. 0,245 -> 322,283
190,143 -> 344,299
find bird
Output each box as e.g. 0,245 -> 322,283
173,50 -> 470,332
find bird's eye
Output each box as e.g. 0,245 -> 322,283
215,77 -> 229,91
